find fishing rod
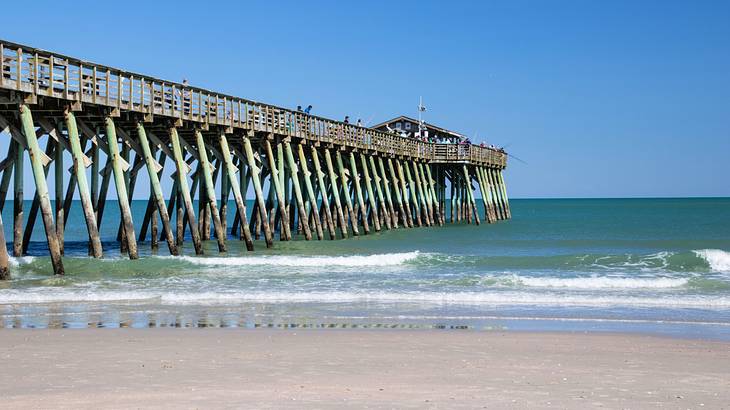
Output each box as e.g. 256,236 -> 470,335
507,152 -> 528,165
477,136 -> 527,165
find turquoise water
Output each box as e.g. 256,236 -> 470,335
1,198 -> 730,339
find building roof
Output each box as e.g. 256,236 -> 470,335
371,116 -> 466,139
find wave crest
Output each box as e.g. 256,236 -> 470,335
162,251 -> 422,267
694,249 -> 730,273
508,275 -> 688,289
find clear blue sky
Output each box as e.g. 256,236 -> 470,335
1,0 -> 728,198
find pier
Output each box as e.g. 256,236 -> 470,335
0,39 -> 510,278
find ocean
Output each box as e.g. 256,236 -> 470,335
1,198 -> 729,339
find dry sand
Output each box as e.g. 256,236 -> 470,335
0,329 -> 728,409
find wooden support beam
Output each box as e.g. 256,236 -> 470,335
13,140 -> 23,257
449,169 -> 456,223
242,133 -> 273,248
478,167 -> 489,222
297,143 -> 324,240
402,160 -> 422,227
194,129 -> 227,252
105,116 -> 139,259
0,141 -> 17,213
169,127 -> 204,254
387,158 -> 410,228
218,132 -> 254,250
21,139 -> 55,256
0,141 -> 14,278
19,104 -> 64,275
263,138 -> 291,241
0,209 -> 8,279
276,142 -> 288,235
323,148 -> 348,238
335,151 -> 359,236
139,152 -> 165,246
359,153 -> 381,232
220,159 -> 229,235
424,164 -> 443,226
476,166 -> 496,223
54,125 -> 64,254
0,113 -> 52,167
395,159 -> 415,228
492,168 -> 506,220
137,122 -> 178,255
65,110 -> 104,257
377,157 -> 398,229
497,169 -> 511,219
405,161 -> 431,226
486,168 -> 504,220
463,165 -> 481,225
151,198 -> 159,250
90,141 -> 99,211
283,140 -> 312,240
348,152 -> 369,234
96,159 -> 112,227
417,162 -> 435,225
368,155 -> 391,230
311,147 -> 337,240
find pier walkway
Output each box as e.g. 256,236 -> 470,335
0,39 -> 510,277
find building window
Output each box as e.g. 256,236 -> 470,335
395,122 -> 402,129
405,122 -> 411,130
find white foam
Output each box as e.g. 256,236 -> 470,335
0,289 -> 159,303
511,275 -> 688,289
694,249 -> 730,273
161,251 -> 421,267
157,291 -> 730,308
2,289 -> 729,309
8,256 -> 35,267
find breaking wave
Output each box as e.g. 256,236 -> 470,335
694,249 -> 730,273
161,251 -> 422,267
505,275 -> 688,289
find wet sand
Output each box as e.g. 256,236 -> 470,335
0,329 -> 728,409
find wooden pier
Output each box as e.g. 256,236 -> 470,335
0,39 -> 510,278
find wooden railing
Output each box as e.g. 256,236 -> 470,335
0,39 -> 506,168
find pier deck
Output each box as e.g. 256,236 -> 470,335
0,39 -> 511,277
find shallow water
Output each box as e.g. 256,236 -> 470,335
2,198 -> 730,340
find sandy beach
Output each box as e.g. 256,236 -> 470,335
0,329 -> 728,409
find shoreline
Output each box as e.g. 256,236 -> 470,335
1,328 -> 728,409
4,302 -> 730,342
